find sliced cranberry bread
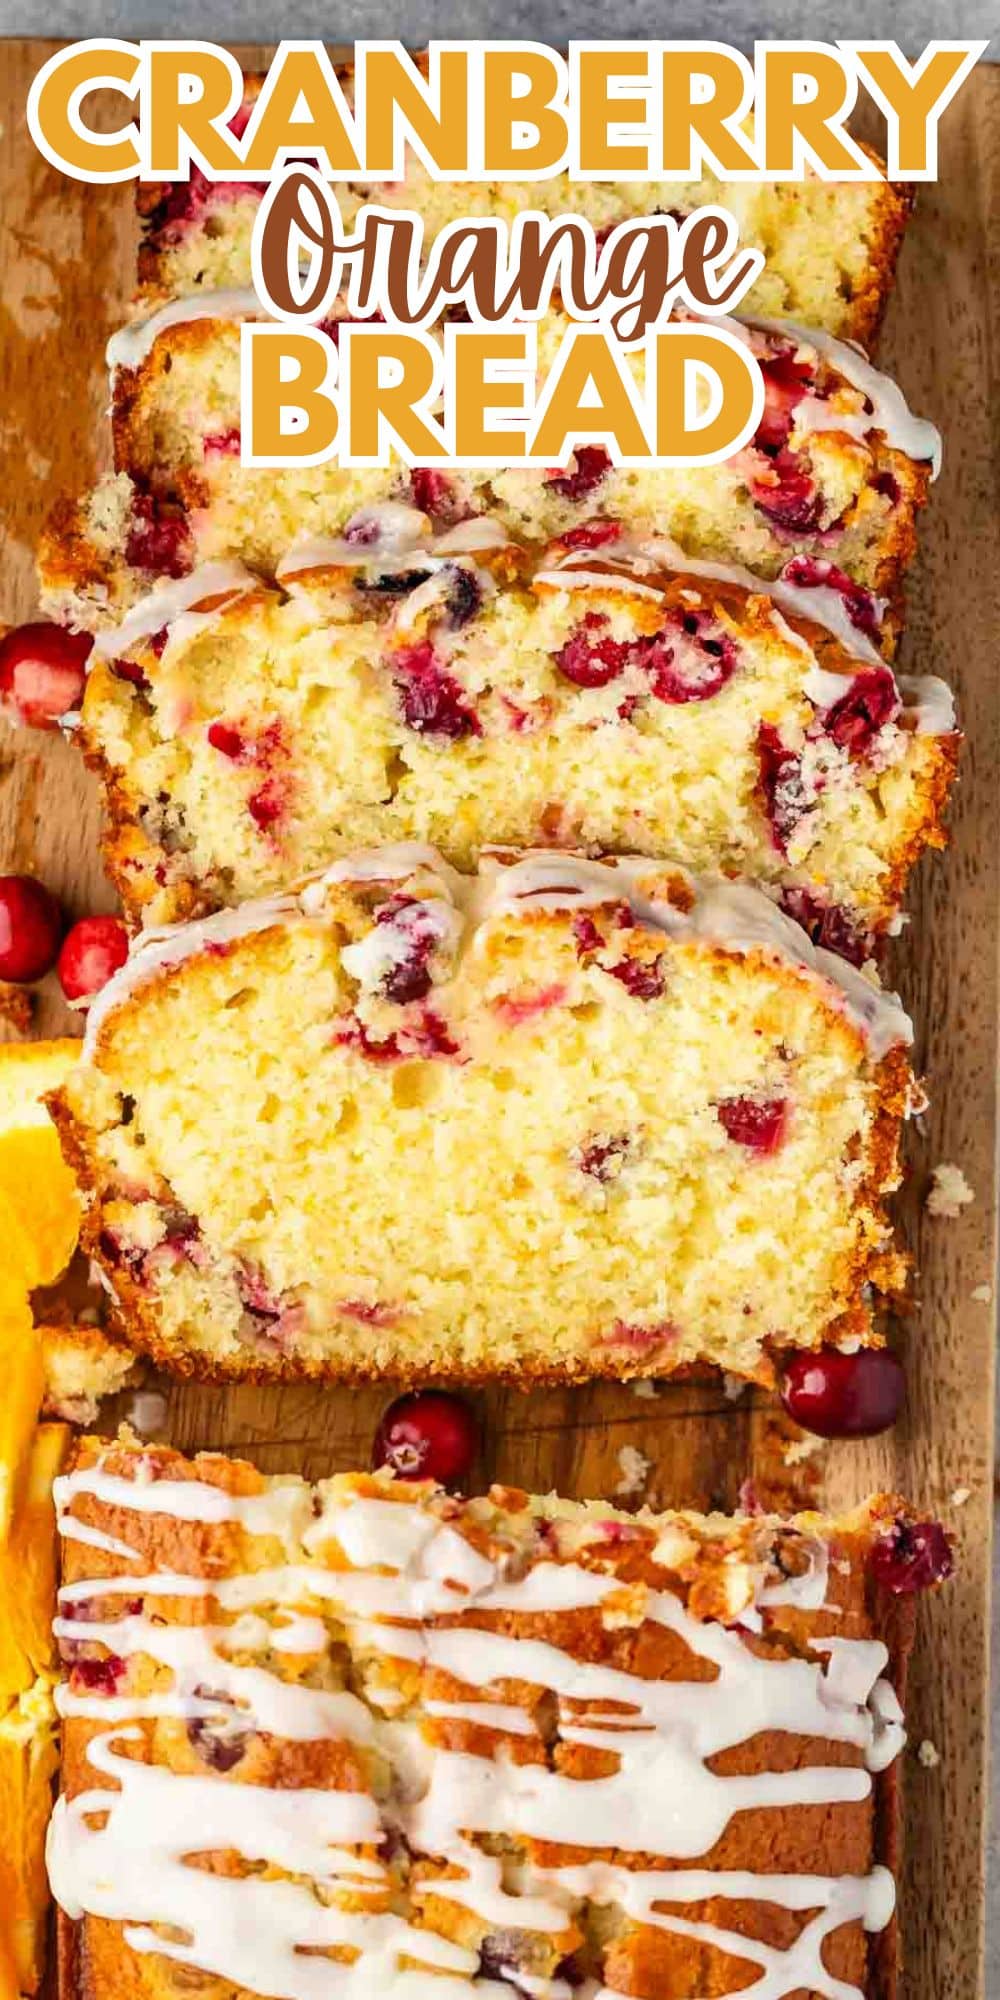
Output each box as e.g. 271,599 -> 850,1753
53,1436 -> 951,2000
138,68 -> 911,348
49,846 -> 916,1386
76,528 -> 956,947
39,308 -> 938,654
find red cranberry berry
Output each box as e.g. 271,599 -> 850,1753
576,1134 -> 629,1182
0,875 -> 63,981
69,1653 -> 125,1695
780,555 -> 882,644
247,777 -> 286,829
125,496 -> 192,579
560,519 -> 623,551
751,449 -> 822,534
869,1516 -> 953,1594
606,954 -> 665,1001
779,888 -> 867,969
716,1095 -> 790,1156
644,615 -> 736,705
545,446 -> 611,502
376,899 -> 438,1005
57,915 -> 129,1005
757,724 -> 808,855
753,350 -> 815,456
207,721 -> 248,761
409,468 -> 466,525
0,622 -> 92,729
187,1692 -> 252,1771
555,613 -> 628,689
392,642 -> 482,739
203,428 -> 242,458
781,1346 -> 905,1439
819,668 -> 899,758
373,1390 -> 479,1487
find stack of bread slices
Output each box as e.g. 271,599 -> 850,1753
37,82 -> 954,1392
11,60 -> 961,2000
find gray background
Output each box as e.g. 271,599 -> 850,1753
0,3 -> 995,48
0,0 -> 996,1984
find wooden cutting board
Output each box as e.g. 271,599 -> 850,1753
1,41 -> 996,1999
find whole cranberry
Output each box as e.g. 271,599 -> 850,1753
57,915 -> 129,1005
373,1390 -> 479,1487
781,1346 -> 905,1439
869,1517 -> 954,1594
0,622 -> 92,729
0,874 -> 63,981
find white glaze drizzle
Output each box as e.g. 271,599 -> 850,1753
80,844 -> 912,1063
91,563 -> 258,659
746,316 -> 942,478
107,289 -> 265,373
275,510 -> 511,583
50,1461 -> 904,2000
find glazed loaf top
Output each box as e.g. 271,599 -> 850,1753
50,1436 -> 949,2000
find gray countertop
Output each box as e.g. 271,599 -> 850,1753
0,2 -> 996,45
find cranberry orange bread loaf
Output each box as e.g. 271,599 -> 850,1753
75,528 -> 957,942
51,1435 -> 953,2000
48,846 -> 916,1386
138,70 -> 911,348
39,308 -> 938,653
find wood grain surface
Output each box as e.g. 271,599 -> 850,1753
1,41 -> 997,1999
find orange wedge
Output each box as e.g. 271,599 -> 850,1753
0,1422 -> 67,1700
0,1419 -> 66,2000
0,1680 -> 59,1999
0,1288 -> 45,1543
0,1040 -> 82,1291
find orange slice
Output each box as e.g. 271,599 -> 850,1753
0,1040 -> 82,1291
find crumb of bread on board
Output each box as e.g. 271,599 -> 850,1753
925,1163 -> 974,1217
615,1445 -> 651,1499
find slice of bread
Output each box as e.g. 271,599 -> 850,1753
52,1433 -> 950,2000
39,310 -> 937,654
74,533 -> 956,946
49,846 -> 916,1386
136,69 -> 912,348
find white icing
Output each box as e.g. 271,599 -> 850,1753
80,845 -> 912,1062
748,316 -> 942,478
534,562 -> 667,603
50,1464 -> 906,2000
275,512 -> 510,584
897,672 -> 957,736
91,563 -> 257,660
107,289 -> 264,373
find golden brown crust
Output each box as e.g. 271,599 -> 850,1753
845,153 -> 916,352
